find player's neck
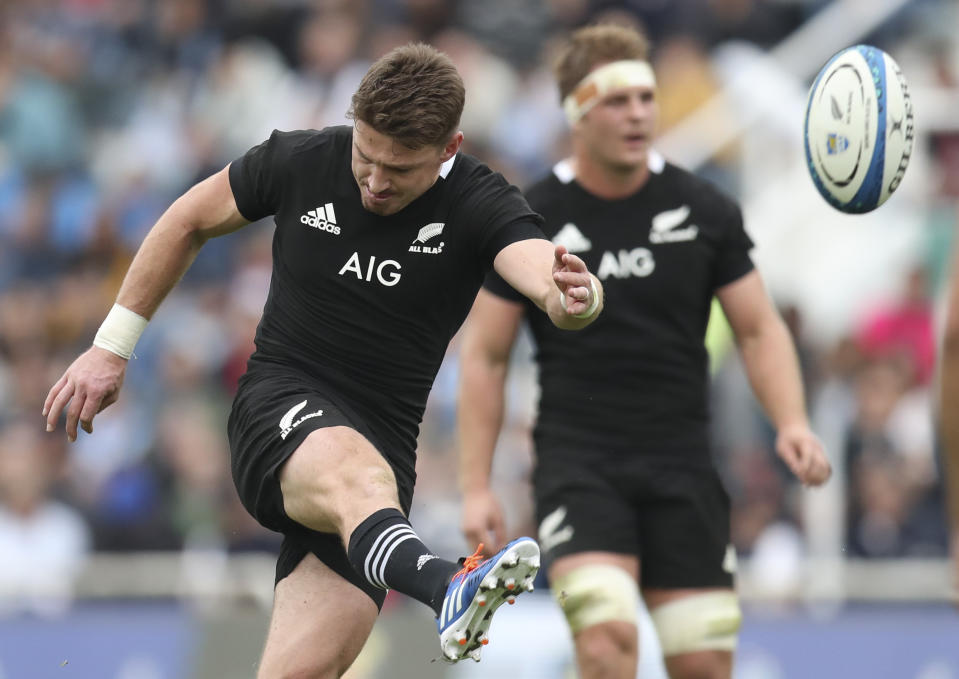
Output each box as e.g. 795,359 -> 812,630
571,153 -> 650,200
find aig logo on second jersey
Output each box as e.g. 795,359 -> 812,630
300,202 -> 340,235
597,247 -> 655,280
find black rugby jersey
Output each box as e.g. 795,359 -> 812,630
229,126 -> 544,451
485,153 -> 754,457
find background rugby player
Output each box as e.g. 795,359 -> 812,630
458,23 -> 830,679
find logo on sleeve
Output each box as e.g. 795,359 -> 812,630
650,205 -> 698,243
279,399 -> 325,440
409,222 -> 445,254
300,202 -> 340,235
552,223 -> 592,253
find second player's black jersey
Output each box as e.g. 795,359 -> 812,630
485,153 -> 754,457
229,126 -> 544,450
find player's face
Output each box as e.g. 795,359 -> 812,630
352,121 -> 462,216
578,86 -> 658,171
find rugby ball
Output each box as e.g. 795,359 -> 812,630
803,45 -> 914,213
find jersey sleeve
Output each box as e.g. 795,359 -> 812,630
711,201 -> 755,290
228,129 -> 290,222
482,268 -> 527,303
452,164 -> 546,269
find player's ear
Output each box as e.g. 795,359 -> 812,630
439,132 -> 463,162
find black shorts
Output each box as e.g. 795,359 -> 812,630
532,445 -> 734,590
228,366 -> 414,608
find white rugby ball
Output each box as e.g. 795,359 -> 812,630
803,45 -> 914,214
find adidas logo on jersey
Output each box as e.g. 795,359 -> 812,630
650,205 -> 698,244
552,223 -> 592,253
300,202 -> 341,234
409,222 -> 445,254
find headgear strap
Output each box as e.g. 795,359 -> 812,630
563,60 -> 656,125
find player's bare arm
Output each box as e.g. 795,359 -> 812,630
43,165 -> 250,442
717,270 -> 831,486
939,242 -> 959,602
457,290 -> 525,553
493,239 -> 603,329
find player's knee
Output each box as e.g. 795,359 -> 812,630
552,564 -> 639,634
649,590 -> 741,657
575,619 -> 638,666
664,649 -> 733,679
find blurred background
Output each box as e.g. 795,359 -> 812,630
1,0 -> 957,677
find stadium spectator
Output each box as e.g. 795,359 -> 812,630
0,418 -> 91,617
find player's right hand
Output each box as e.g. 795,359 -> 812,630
461,488 -> 507,555
952,530 -> 959,608
43,346 -> 128,442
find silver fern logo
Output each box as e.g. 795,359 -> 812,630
278,399 -> 324,440
538,506 -> 574,554
409,222 -> 445,254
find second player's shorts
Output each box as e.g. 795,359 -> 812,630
228,365 -> 415,608
533,445 -> 734,589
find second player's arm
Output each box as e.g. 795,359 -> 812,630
493,238 -> 603,329
717,270 -> 831,485
457,290 -> 525,551
938,242 -> 959,600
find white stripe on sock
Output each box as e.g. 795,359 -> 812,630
365,525 -> 417,589
375,533 -> 417,589
364,524 -> 411,587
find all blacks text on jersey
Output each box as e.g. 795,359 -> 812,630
408,222 -> 445,254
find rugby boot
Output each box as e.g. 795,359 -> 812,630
436,537 -> 540,662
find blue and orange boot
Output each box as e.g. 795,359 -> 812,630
436,537 -> 541,662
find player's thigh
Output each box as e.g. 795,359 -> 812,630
259,552 -> 379,679
635,463 -> 734,590
280,425 -> 402,536
229,370 -> 407,538
533,453 -> 637,563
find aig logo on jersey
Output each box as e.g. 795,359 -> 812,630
409,222 -> 445,254
300,202 -> 340,235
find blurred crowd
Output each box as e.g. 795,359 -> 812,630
0,0 -> 957,616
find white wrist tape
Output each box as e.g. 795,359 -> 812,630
560,278 -> 600,319
93,304 -> 148,359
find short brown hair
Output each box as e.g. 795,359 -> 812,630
348,43 -> 465,149
555,24 -> 651,102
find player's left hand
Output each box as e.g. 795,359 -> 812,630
551,245 -> 594,315
775,422 -> 831,486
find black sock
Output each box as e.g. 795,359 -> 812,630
347,508 -> 458,617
